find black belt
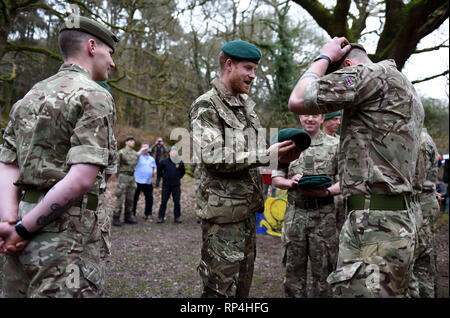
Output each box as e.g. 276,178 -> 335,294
346,194 -> 412,211
22,189 -> 98,211
288,195 -> 334,210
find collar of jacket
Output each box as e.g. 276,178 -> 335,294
59,63 -> 91,79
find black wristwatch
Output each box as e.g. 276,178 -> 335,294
14,219 -> 34,240
313,54 -> 332,64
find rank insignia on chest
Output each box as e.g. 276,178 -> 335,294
345,76 -> 354,86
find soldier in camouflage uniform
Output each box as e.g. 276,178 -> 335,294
272,114 -> 339,297
323,111 -> 345,233
0,15 -> 118,297
288,37 -> 424,297
410,128 -> 440,297
112,136 -> 138,226
189,40 -> 300,298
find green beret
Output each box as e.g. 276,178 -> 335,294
60,15 -> 119,53
325,43 -> 367,75
96,81 -> 110,91
125,135 -> 134,141
324,111 -> 341,120
222,40 -> 262,64
296,174 -> 332,189
169,146 -> 177,151
270,128 -> 311,151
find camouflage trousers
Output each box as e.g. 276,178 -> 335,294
198,216 -> 256,298
2,195 -> 105,298
97,194 -> 111,260
409,193 -> 439,298
281,203 -> 337,298
335,194 -> 346,234
113,174 -> 136,219
327,207 -> 417,298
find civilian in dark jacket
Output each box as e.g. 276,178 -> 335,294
157,146 -> 185,223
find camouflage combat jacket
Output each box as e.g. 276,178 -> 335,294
189,78 -> 265,223
117,147 -> 138,175
303,60 -> 424,198
272,131 -> 339,202
0,64 -> 117,195
420,129 -> 439,192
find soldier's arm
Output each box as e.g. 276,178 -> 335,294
190,100 -> 297,173
272,176 -> 298,190
1,163 -> 100,254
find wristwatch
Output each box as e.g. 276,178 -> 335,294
313,54 -> 332,64
14,219 -> 34,240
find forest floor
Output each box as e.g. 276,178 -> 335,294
0,174 -> 448,298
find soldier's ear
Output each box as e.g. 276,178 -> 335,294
87,39 -> 97,56
225,58 -> 233,72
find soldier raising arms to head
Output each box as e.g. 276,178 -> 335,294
0,15 -> 118,297
288,37 -> 424,297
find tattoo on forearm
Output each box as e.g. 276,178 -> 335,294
36,196 -> 81,227
300,71 -> 320,81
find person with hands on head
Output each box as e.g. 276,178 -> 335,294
288,36 -> 424,298
0,14 -> 118,297
272,113 -> 340,298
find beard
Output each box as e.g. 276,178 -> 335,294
229,72 -> 251,95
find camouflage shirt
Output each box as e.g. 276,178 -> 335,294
303,60 -> 424,198
419,128 -> 439,192
189,78 -> 265,223
272,131 -> 339,200
0,64 -> 117,194
117,147 -> 138,174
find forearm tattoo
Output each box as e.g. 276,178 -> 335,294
36,196 -> 81,227
300,71 -> 320,81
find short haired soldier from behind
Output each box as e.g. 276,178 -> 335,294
0,15 -> 118,297
189,40 -> 302,298
288,38 -> 424,297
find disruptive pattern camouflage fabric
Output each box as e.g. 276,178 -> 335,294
113,147 -> 138,218
0,63 -> 117,297
189,78 -> 265,224
303,59 -> 424,297
409,129 -> 440,298
272,131 -> 339,297
0,63 -> 118,194
189,78 -> 264,297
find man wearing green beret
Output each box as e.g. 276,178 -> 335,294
0,15 -> 118,297
272,114 -> 340,297
112,136 -> 139,226
322,111 -> 341,138
189,40 -> 301,298
288,37 -> 424,297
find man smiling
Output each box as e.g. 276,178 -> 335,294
189,40 -> 300,298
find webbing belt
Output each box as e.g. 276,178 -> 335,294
346,194 -> 412,211
22,189 -> 98,211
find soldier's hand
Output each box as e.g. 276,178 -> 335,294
321,37 -> 351,62
0,222 -> 28,255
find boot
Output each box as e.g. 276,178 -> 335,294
124,215 -> 137,224
112,217 -> 121,227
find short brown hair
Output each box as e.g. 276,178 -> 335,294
58,29 -> 104,60
219,51 -> 244,74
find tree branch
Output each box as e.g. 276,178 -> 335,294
412,70 -> 449,84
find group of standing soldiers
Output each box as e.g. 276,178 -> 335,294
0,13 -> 444,299
189,37 -> 443,299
